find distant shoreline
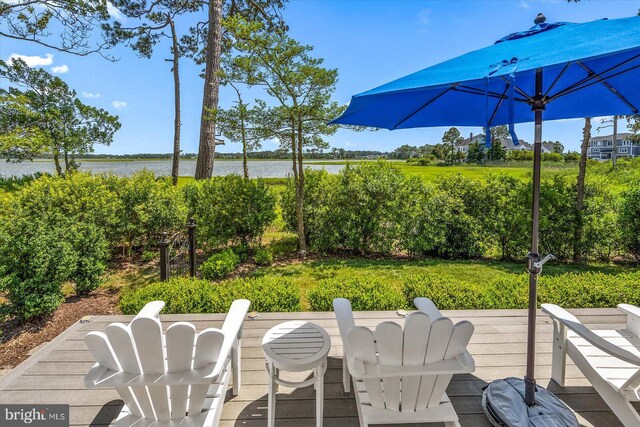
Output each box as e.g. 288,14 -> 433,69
1,158 -> 352,163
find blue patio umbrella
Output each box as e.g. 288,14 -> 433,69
332,13 -> 640,426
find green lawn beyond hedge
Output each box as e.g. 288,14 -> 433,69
119,259 -> 640,314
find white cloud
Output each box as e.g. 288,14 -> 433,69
8,53 -> 53,67
106,1 -> 125,21
82,91 -> 101,99
51,64 -> 69,74
111,101 -> 128,109
418,9 -> 431,26
519,0 -> 530,9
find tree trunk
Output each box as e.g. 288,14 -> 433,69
296,119 -> 307,255
64,149 -> 70,173
53,151 -> 63,176
194,0 -> 223,180
574,117 -> 591,263
241,126 -> 249,179
289,118 -> 306,256
169,18 -> 181,186
612,115 -> 618,169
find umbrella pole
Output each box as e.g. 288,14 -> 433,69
525,68 -> 544,407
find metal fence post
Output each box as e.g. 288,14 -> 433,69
188,218 -> 197,277
159,232 -> 170,282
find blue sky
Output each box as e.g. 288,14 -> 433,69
2,0 -> 639,155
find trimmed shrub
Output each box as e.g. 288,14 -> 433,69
403,273 -> 487,310
0,174 -> 114,318
484,275 -> 529,309
542,152 -> 564,162
619,183 -> 640,261
0,220 -> 74,319
398,182 -> 447,257
580,177 -> 620,261
119,276 -> 301,314
184,175 -> 276,248
283,162 -> 417,254
254,247 -> 273,266
307,278 -> 405,311
120,278 -> 217,315
281,168 -> 340,252
223,276 -> 301,312
538,175 -> 620,262
431,176 -> 485,259
200,249 -> 240,280
538,176 -> 577,262
402,271 -> 640,311
539,272 -> 640,308
70,222 -> 110,295
333,162 -> 408,254
479,174 -> 529,260
109,170 -> 187,252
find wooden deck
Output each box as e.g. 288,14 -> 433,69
0,308 -> 636,426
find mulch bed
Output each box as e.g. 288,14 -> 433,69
0,289 -> 121,370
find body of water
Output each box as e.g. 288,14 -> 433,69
0,159 -> 345,178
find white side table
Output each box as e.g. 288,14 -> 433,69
262,320 -> 331,427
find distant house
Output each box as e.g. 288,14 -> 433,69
541,143 -> 556,154
587,133 -> 639,160
455,133 -> 485,154
455,133 -> 534,158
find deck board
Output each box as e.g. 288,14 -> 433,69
0,308 -> 635,426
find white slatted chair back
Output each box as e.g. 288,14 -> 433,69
333,298 -> 357,392
347,311 -> 474,413
84,300 -> 250,426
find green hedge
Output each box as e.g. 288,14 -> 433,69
307,278 -> 405,311
403,273 -> 491,310
539,272 -> 640,308
119,276 -> 301,314
118,270 -> 640,315
403,271 -> 640,310
183,176 -> 276,248
200,249 -> 240,280
281,162 -> 626,262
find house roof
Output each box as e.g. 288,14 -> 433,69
501,138 -> 531,150
541,143 -> 556,153
456,134 -> 485,147
591,132 -> 633,142
456,134 -> 534,150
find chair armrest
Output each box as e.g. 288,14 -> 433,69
542,303 -> 640,366
618,304 -> 640,318
413,297 -> 443,320
618,304 -> 640,339
221,299 -> 250,339
133,301 -> 165,320
348,351 -> 475,380
205,300 -> 250,382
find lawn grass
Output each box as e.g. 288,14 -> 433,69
100,262 -> 160,292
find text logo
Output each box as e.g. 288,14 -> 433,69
1,405 -> 69,427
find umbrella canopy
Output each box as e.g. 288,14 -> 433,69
332,15 -> 640,130
332,13 -> 640,423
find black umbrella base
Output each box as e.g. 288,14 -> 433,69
482,377 -> 579,426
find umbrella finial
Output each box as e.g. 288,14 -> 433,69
534,13 -> 546,25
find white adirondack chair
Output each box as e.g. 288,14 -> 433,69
334,297 -> 446,393
84,299 -> 250,427
542,303 -> 640,427
333,298 -> 475,427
